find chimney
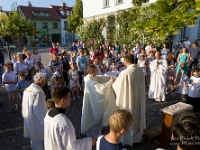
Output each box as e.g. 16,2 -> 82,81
62,3 -> 66,7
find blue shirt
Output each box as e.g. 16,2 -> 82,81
70,46 -> 77,51
99,136 -> 125,150
16,80 -> 30,91
76,56 -> 87,72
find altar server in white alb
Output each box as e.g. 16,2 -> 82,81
81,65 -> 117,139
112,54 -> 146,146
22,73 -> 47,150
44,86 -> 94,150
187,67 -> 200,112
149,51 -> 168,102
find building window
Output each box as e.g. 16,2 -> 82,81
197,19 -> 200,39
42,23 -> 48,29
116,0 -> 123,4
181,26 -> 186,39
104,0 -> 109,7
64,21 -> 68,28
52,23 -> 58,29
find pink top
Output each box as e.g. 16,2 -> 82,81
50,48 -> 59,54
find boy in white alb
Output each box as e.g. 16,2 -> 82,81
2,63 -> 19,113
44,86 -> 94,150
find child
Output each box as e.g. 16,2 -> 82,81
24,51 -> 35,71
16,73 -> 30,101
102,52 -> 111,71
117,62 -> 125,72
99,64 -> 107,75
137,55 -> 147,76
120,52 -> 126,65
187,67 -> 200,111
110,60 -> 117,72
146,51 -> 155,84
96,109 -> 133,150
32,49 -> 41,72
178,74 -> 189,101
38,62 -> 51,99
11,53 -> 17,64
93,58 -> 102,75
70,51 -> 77,65
69,63 -> 81,100
166,52 -> 176,93
113,52 -> 120,64
50,71 -> 64,93
2,63 -> 19,113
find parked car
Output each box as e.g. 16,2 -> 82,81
4,43 -> 16,50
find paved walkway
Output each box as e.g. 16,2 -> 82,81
0,48 -> 180,150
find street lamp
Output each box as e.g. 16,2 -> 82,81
0,11 -> 11,60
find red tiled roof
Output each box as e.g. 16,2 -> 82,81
50,5 -> 72,19
18,5 -> 60,20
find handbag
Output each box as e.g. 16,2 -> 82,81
180,63 -> 184,70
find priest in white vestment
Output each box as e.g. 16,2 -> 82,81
44,86 -> 93,150
81,65 -> 117,138
22,73 -> 48,150
149,51 -> 168,102
112,54 -> 146,146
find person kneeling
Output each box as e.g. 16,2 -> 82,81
44,86 -> 95,150
96,109 -> 133,150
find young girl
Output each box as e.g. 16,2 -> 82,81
110,60 -> 117,72
69,63 -> 81,100
50,71 -> 64,94
93,58 -> 102,75
178,74 -> 189,101
70,51 -> 77,65
102,52 -> 111,71
146,51 -> 155,84
137,55 -> 147,76
166,52 -> 176,93
11,53 -> 17,64
38,62 -> 51,99
32,49 -> 41,72
24,51 -> 35,71
117,62 -> 125,72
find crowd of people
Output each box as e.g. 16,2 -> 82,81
0,38 -> 200,150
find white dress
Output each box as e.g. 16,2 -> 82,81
178,74 -> 188,94
138,60 -> 146,75
69,70 -> 79,89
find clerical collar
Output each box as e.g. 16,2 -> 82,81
49,107 -> 66,118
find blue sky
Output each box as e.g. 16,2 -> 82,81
0,0 -> 76,10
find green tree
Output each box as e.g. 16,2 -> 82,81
132,0 -> 149,7
5,10 -> 35,46
65,0 -> 83,33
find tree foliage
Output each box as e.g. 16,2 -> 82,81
132,0 -> 149,7
5,11 -> 35,36
66,0 -> 83,33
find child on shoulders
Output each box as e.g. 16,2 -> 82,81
96,109 -> 133,150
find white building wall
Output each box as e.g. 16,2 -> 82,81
173,16 -> 200,47
83,0 -> 156,19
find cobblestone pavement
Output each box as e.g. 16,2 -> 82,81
0,48 -> 180,150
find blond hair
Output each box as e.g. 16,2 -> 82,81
109,109 -> 133,134
25,51 -> 31,56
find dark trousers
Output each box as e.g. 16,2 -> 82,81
188,58 -> 198,76
43,82 -> 51,100
78,71 -> 84,85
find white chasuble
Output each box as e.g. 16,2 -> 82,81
81,75 -> 117,134
149,59 -> 168,101
112,64 -> 146,146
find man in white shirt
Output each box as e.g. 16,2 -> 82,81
44,86 -> 94,150
22,73 -> 48,150
183,37 -> 191,50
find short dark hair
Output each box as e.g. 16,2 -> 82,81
87,64 -> 96,74
192,67 -> 200,73
18,72 -> 25,77
171,110 -> 200,150
124,54 -> 134,64
52,86 -> 71,104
